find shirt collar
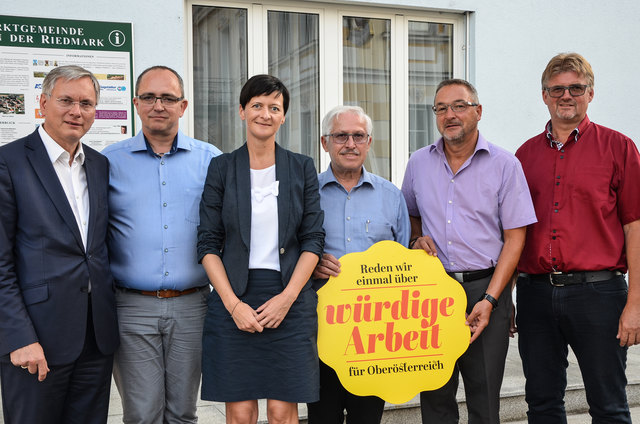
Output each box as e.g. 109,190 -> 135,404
545,115 -> 591,149
319,164 -> 373,190
130,130 -> 188,156
38,124 -> 85,166
429,132 -> 490,156
144,134 -> 179,157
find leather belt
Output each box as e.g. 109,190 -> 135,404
521,270 -> 622,287
448,267 -> 495,283
123,286 -> 205,298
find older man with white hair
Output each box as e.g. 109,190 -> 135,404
306,105 -> 410,424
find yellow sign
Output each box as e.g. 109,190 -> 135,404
317,240 -> 469,404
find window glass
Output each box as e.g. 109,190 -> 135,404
408,21 -> 453,155
192,6 -> 248,152
343,16 -> 391,179
268,11 -> 320,166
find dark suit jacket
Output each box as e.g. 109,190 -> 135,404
197,143 -> 324,295
0,129 -> 118,365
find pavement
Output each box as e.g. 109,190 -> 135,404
1,337 -> 638,423
108,337 -> 640,423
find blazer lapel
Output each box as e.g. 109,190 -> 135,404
25,133 -> 85,251
275,143 -> 290,247
235,144 -> 252,250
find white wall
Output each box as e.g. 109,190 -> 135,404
5,0 -> 640,152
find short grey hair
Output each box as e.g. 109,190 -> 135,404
322,105 -> 373,137
42,65 -> 100,104
434,78 -> 479,104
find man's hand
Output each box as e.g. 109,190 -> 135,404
10,342 -> 49,381
509,304 -> 518,338
312,253 -> 341,279
617,302 -> 640,347
412,235 -> 438,256
466,300 -> 493,343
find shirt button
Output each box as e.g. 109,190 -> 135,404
448,200 -> 452,204
448,241 -> 452,245
164,248 -> 168,253
162,181 -> 166,185
164,225 -> 168,229
347,196 -> 351,200
279,248 -> 285,254
450,262 -> 455,266
346,216 -> 351,221
347,238 -> 351,242
447,220 -> 451,224
450,179 -> 454,183
161,161 -> 165,165
164,272 -> 169,276
163,202 -> 167,207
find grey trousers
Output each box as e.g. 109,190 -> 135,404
113,286 -> 209,424
420,274 -> 512,424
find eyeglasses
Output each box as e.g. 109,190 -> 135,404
544,84 -> 591,98
136,94 -> 184,106
432,101 -> 478,115
325,133 -> 370,144
55,97 -> 96,112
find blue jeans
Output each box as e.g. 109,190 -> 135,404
516,274 -> 630,424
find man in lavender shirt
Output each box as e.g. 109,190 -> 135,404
401,79 -> 536,424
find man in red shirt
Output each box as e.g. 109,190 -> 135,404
515,52 -> 640,423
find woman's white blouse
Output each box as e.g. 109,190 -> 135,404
248,164 -> 281,271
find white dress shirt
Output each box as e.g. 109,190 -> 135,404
38,125 -> 90,250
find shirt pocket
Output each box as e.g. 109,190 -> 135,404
364,220 -> 393,245
571,166 -> 612,202
184,188 -> 203,225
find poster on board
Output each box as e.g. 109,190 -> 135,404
0,15 -> 133,149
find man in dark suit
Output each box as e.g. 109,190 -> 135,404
0,65 -> 119,424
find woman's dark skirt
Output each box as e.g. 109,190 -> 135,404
201,269 -> 319,402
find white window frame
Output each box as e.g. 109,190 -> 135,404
186,0 -> 466,185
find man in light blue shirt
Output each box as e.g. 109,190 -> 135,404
102,66 -> 221,424
307,105 -> 410,424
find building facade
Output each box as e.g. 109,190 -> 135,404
5,0 -> 639,185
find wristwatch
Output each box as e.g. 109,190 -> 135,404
479,292 -> 498,310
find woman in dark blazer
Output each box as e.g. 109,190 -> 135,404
197,74 -> 324,424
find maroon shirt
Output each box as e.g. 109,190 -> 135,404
516,116 -> 640,274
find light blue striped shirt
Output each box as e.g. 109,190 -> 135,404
102,130 -> 221,291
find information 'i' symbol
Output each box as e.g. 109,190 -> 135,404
109,30 -> 126,47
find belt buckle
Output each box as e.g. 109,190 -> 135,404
156,289 -> 167,298
452,272 -> 464,283
549,272 -> 564,287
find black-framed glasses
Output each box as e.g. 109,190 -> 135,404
432,101 -> 478,115
544,84 -> 591,98
136,94 -> 184,105
55,97 -> 96,111
326,132 -> 370,144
